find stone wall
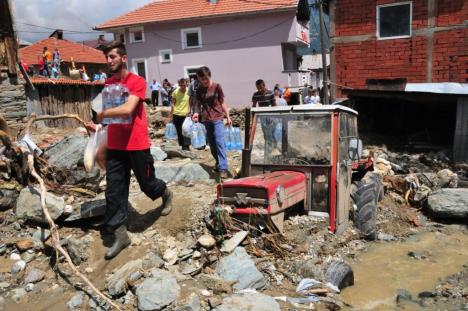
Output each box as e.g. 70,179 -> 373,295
0,69 -> 27,130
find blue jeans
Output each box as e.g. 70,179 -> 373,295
204,120 -> 228,170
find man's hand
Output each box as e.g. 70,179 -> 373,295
96,111 -> 104,124
192,113 -> 199,123
226,116 -> 233,126
86,122 -> 97,132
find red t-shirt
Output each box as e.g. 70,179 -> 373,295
105,72 -> 150,150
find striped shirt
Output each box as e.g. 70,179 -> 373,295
252,90 -> 275,107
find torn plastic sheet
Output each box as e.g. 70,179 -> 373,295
296,278 -> 340,295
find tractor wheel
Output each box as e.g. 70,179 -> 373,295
351,176 -> 380,240
324,261 -> 354,290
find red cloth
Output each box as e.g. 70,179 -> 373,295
105,72 -> 150,150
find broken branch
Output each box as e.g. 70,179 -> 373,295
21,113 -> 90,137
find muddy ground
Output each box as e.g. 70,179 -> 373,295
0,126 -> 467,311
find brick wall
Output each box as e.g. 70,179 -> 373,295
332,0 -> 468,96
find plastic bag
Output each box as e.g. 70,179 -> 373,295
182,117 -> 193,138
84,125 -> 107,172
191,123 -> 206,149
164,122 -> 177,140
224,127 -> 242,151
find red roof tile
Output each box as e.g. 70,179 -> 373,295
19,37 -> 106,65
30,77 -> 104,86
96,0 -> 297,30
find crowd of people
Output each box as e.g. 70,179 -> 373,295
37,46 -> 61,78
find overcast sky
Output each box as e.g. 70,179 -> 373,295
11,0 -> 152,43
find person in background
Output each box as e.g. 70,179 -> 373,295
53,48 -> 61,73
161,81 -> 170,106
42,47 -> 52,77
51,66 -> 59,78
150,79 -> 162,107
90,41 -> 173,260
99,69 -> 107,83
192,66 -> 232,179
188,76 -> 199,113
283,86 -> 292,105
252,79 -> 276,107
274,83 -> 283,96
170,78 -> 191,150
304,88 -> 321,105
274,89 -> 287,106
166,82 -> 174,106
38,55 -> 46,76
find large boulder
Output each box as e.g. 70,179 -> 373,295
154,162 -> 210,183
46,135 -> 87,170
215,247 -> 266,291
427,188 -> 468,220
15,186 -> 65,223
151,146 -> 168,162
213,293 -> 280,311
106,259 -> 143,296
136,269 -> 180,311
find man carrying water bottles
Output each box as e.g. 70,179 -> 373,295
91,41 -> 173,260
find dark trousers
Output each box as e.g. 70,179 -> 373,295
151,91 -> 159,107
173,115 -> 190,149
104,149 -> 166,229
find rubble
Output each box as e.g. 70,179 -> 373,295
15,186 -> 65,223
136,269 -> 180,311
106,259 -> 143,296
427,188 -> 468,220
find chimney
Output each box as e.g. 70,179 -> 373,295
99,34 -> 105,41
50,29 -> 64,40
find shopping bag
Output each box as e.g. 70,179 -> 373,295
84,125 -> 107,172
182,117 -> 193,138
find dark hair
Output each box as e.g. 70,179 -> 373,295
196,66 -> 211,78
178,78 -> 187,84
103,41 -> 127,56
255,79 -> 265,86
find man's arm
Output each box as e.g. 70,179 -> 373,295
97,94 -> 139,122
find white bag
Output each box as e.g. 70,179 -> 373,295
182,117 -> 193,138
84,125 -> 107,172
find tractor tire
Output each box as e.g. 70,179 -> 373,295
325,261 -> 354,290
352,178 -> 379,240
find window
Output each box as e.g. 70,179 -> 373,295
281,43 -> 299,71
159,49 -> 173,63
377,2 -> 412,39
184,65 -> 203,79
181,27 -> 202,49
115,31 -> 125,44
132,58 -> 147,80
130,27 -> 145,43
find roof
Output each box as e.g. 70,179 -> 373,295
252,104 -> 358,115
30,77 -> 104,86
96,0 -> 297,30
18,37 -> 106,65
405,83 -> 468,95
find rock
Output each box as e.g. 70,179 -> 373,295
294,259 -> 321,279
154,163 -> 210,183
418,291 -> 437,298
16,186 -> 65,223
427,188 -> 468,220
151,146 -> 168,161
162,145 -> 198,160
0,188 -> 20,210
0,296 -> 4,309
67,292 -> 84,310
213,293 -> 280,311
10,253 -> 21,261
0,282 -> 10,289
377,232 -> 397,241
396,289 -> 413,304
208,297 -> 222,308
143,252 -> 165,269
163,249 -> 178,266
220,231 -> 248,253
437,169 -> 458,188
408,251 -> 430,260
32,228 -> 51,242
198,274 -> 233,294
175,293 -> 201,311
12,288 -> 27,303
24,268 -> 45,284
46,135 -> 87,170
136,269 -> 180,311
66,237 -> 88,265
16,238 -> 34,251
11,260 -> 26,275
192,251 -> 201,259
216,247 -> 267,291
106,259 -> 143,296
197,234 -> 216,249
22,250 -> 36,263
24,283 -> 34,292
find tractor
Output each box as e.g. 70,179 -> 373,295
216,104 -> 382,239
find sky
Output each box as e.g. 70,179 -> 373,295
11,0 -> 152,44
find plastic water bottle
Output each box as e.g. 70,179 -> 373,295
224,127 -> 232,151
120,85 -> 132,124
191,123 -> 206,148
233,127 -> 242,150
165,123 -> 177,140
274,122 -> 282,142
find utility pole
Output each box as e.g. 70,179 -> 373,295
317,0 -> 329,105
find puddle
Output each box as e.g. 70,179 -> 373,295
341,230 -> 468,310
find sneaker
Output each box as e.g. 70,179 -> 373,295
161,188 -> 173,216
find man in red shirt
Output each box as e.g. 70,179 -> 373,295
95,41 -> 173,259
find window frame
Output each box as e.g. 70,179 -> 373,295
376,1 -> 412,40
181,27 -> 202,49
131,58 -> 148,80
115,30 -> 126,44
159,49 -> 173,63
130,26 -> 145,43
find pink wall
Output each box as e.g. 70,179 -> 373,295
122,12 -> 299,107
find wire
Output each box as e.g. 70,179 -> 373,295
15,21 -> 104,33
150,17 -> 292,46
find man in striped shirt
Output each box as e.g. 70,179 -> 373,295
252,79 -> 276,107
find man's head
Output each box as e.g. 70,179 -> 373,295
153,79 -> 156,83
274,89 -> 281,98
43,47 -> 48,52
178,78 -> 187,92
196,66 -> 212,87
255,79 -> 266,93
103,41 -> 127,74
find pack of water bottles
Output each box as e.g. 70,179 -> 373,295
101,83 -> 132,124
164,122 -> 177,140
224,126 -> 243,151
191,122 -> 207,149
